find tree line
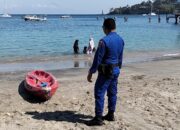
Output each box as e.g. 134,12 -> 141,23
109,0 -> 179,15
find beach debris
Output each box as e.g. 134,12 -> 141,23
53,103 -> 59,106
74,123 -> 78,127
16,122 -> 23,126
131,75 -> 145,80
5,112 -> 11,116
72,97 -> 77,100
128,88 -> 133,92
168,97 -> 174,103
80,103 -> 85,107
86,91 -> 90,95
162,78 -> 173,81
143,82 -> 148,87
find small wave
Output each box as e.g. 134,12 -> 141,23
39,50 -> 50,53
26,48 -> 33,51
163,53 -> 180,57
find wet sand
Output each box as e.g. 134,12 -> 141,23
0,58 -> 180,130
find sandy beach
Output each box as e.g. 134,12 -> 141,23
0,58 -> 180,130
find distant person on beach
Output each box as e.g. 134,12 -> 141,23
87,18 -> 124,126
87,37 -> 95,54
73,40 -> 79,54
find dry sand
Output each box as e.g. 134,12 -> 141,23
0,59 -> 180,130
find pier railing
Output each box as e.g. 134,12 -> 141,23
174,2 -> 180,14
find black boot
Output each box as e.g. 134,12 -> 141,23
86,116 -> 104,126
103,111 -> 115,121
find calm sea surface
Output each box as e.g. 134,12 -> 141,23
0,15 -> 180,71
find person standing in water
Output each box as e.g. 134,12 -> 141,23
87,18 -> 124,126
73,39 -> 79,54
87,37 -> 95,54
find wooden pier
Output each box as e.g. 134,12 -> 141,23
174,1 -> 180,24
166,12 -> 180,24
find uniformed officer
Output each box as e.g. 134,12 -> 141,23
87,18 -> 124,126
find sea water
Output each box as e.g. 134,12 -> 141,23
0,15 -> 179,71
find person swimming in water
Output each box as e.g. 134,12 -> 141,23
83,46 -> 88,54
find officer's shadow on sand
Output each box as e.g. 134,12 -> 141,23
25,111 -> 93,124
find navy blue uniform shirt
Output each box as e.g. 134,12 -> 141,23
89,32 -> 124,74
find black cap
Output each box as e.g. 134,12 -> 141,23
103,18 -> 116,30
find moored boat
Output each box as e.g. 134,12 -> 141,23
148,12 -> 156,16
60,15 -> 71,18
149,0 -> 156,16
24,15 -> 47,21
24,70 -> 59,100
0,0 -> 12,18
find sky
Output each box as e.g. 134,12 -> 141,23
0,0 -> 148,14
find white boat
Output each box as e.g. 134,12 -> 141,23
0,13 -> 11,18
60,15 -> 71,18
149,0 -> 156,16
149,12 -> 156,16
142,14 -> 147,16
0,0 -> 12,18
24,15 -> 47,21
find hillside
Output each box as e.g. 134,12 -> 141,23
109,0 -> 179,15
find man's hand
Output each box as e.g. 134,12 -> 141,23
87,72 -> 93,82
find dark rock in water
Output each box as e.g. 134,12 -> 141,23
18,80 -> 47,104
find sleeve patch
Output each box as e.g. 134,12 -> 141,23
98,40 -> 105,47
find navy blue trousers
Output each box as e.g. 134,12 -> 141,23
94,73 -> 119,116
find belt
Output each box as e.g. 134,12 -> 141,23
111,63 -> 120,67
101,63 -> 120,68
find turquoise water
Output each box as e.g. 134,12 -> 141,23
0,15 -> 180,62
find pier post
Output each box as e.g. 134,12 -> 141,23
166,17 -> 169,23
158,14 -> 161,23
148,17 -> 151,23
175,15 -> 179,24
166,13 -> 169,23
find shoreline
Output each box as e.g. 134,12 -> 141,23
0,50 -> 180,73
